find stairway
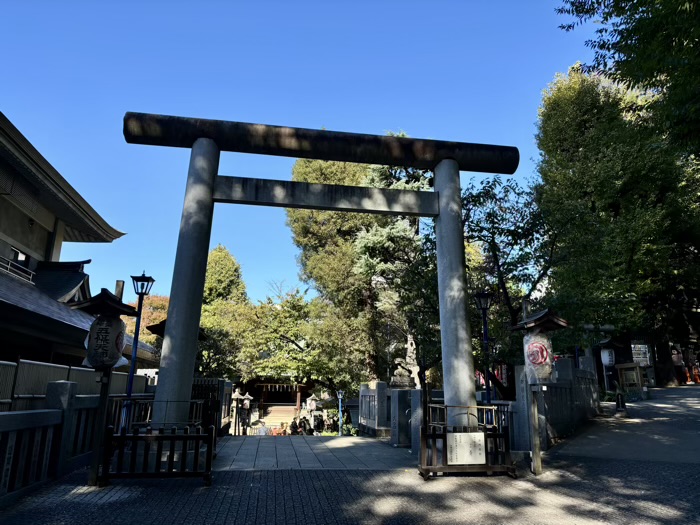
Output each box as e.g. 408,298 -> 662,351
260,404 -> 297,429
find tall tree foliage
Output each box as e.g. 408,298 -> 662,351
203,244 -> 248,305
462,177 -> 555,327
286,159 -> 389,379
197,245 -> 250,378
557,0 -> 700,153
536,68 -> 700,351
456,178 -> 551,397
288,154 -> 546,390
236,289 -> 368,395
354,162 -> 442,385
354,218 -> 441,390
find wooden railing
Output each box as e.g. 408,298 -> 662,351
419,404 -> 516,480
0,377 -> 232,505
0,410 -> 60,506
100,425 -> 215,486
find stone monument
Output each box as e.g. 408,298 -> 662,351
390,335 -> 420,389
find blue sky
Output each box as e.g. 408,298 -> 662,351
1,1 -> 593,304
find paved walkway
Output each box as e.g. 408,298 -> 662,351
214,435 -> 415,471
3,387 -> 700,524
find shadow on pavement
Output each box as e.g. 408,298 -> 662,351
3,457 -> 699,525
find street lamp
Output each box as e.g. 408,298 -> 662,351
123,272 -> 155,431
473,291 -> 494,406
337,390 -> 344,436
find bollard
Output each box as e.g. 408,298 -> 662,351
615,392 -> 626,411
614,392 -> 628,418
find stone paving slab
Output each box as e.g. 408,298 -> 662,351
3,457 -> 699,525
553,386 -> 700,464
4,387 -> 700,524
214,435 -> 415,471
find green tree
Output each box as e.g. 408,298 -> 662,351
236,289 -> 368,394
196,245 -> 251,378
237,289 -> 310,381
536,67 -> 700,377
462,176 -> 555,327
557,0 -> 700,152
203,244 -> 248,305
354,219 -> 441,391
286,159 -> 390,378
198,300 -> 253,379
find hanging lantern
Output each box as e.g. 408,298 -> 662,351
601,349 -> 615,367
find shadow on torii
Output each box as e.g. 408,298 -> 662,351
123,112 -> 519,427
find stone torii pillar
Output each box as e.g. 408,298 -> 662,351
153,137 -> 220,425
123,113 -> 519,426
434,158 -> 475,425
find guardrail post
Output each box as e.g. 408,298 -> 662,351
88,369 -> 112,486
529,386 -> 543,475
216,379 -> 225,436
45,381 -> 77,476
204,425 -> 214,486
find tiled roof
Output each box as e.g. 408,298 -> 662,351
511,308 -> 569,332
34,267 -> 88,302
71,288 -> 138,317
0,268 -> 91,330
0,270 -> 155,359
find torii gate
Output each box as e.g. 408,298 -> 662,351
123,113 -> 519,427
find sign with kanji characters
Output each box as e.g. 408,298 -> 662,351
524,332 -> 553,383
446,432 -> 486,465
631,344 -> 650,366
86,315 -> 126,370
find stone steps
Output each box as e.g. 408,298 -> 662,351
260,405 -> 297,427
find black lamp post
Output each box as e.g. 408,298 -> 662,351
123,272 -> 155,431
474,291 -> 494,405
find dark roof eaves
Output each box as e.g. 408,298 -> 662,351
0,112 -> 124,243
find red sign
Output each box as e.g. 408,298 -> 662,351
527,341 -> 549,366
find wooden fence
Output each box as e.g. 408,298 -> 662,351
100,425 -> 215,486
0,410 -> 60,505
0,375 -> 233,506
0,360 -> 148,411
0,381 -> 100,508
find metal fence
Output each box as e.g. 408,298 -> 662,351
0,255 -> 34,283
359,394 -> 376,427
191,378 -> 232,436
